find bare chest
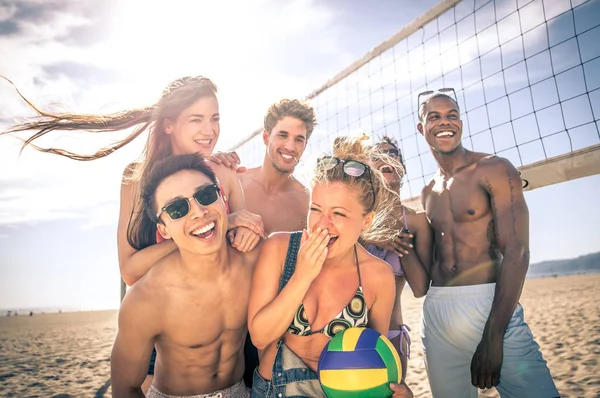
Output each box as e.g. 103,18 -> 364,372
425,173 -> 491,230
160,273 -> 251,349
243,185 -> 308,234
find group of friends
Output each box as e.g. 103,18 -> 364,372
4,76 -> 560,398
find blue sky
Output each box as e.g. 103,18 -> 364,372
0,0 -> 599,311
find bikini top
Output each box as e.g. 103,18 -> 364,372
280,232 -> 369,338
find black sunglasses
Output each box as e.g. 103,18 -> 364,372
417,88 -> 457,116
381,148 -> 400,158
156,184 -> 221,221
317,156 -> 376,209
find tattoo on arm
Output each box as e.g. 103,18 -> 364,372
486,219 -> 499,259
507,171 -> 517,234
485,177 -> 501,258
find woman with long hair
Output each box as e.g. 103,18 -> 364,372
2,75 -> 264,391
248,135 -> 413,397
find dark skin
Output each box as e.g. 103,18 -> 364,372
370,142 -> 433,299
417,96 -> 530,390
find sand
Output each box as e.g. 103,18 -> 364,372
404,274 -> 600,398
1,274 -> 598,397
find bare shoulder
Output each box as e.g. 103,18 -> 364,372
475,155 -> 520,182
359,246 -> 394,281
420,179 -> 435,209
121,271 -> 163,313
406,209 -> 428,229
207,160 -> 236,179
264,231 -> 295,247
239,167 -> 260,184
288,178 -> 309,198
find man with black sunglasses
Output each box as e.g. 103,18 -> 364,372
111,154 -> 260,398
412,90 -> 558,397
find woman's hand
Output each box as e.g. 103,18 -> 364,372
209,151 -> 246,173
294,227 -> 330,282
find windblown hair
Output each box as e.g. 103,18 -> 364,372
264,98 -> 317,139
2,75 -> 217,179
312,134 -> 403,244
135,153 -> 218,249
418,93 -> 460,122
2,75 -> 218,250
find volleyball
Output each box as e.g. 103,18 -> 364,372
318,327 -> 402,398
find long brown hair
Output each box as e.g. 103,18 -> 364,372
1,75 -> 218,249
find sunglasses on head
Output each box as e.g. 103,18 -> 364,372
417,87 -> 457,114
317,156 -> 376,209
156,184 -> 221,221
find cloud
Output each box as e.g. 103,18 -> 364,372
0,0 -> 355,229
41,61 -> 124,85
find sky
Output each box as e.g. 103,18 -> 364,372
0,0 -> 599,312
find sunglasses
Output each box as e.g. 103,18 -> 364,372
156,184 -> 221,221
381,148 -> 400,158
317,156 -> 376,209
417,88 -> 457,116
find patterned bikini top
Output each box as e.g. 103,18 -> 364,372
281,233 -> 369,338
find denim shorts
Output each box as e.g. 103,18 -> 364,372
251,341 -> 325,398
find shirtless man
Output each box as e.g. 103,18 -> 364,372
111,154 -> 259,398
416,91 -> 559,398
239,99 -> 315,234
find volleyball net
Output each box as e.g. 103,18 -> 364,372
229,0 -> 600,204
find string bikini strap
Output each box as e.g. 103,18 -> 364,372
354,244 -> 362,287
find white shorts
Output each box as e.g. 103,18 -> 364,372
421,283 -> 559,398
147,380 -> 250,398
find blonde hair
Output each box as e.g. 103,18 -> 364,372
311,134 -> 403,244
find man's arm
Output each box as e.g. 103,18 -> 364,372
471,157 -> 530,389
111,286 -> 159,397
398,212 -> 432,298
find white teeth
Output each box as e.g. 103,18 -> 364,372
192,222 -> 215,235
281,153 -> 293,160
435,131 -> 454,137
196,139 -> 211,145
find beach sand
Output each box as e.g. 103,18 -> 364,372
1,274 -> 598,397
404,274 -> 600,398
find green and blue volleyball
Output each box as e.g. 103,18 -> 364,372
318,327 -> 402,398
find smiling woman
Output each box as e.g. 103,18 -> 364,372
1,74 -> 265,391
